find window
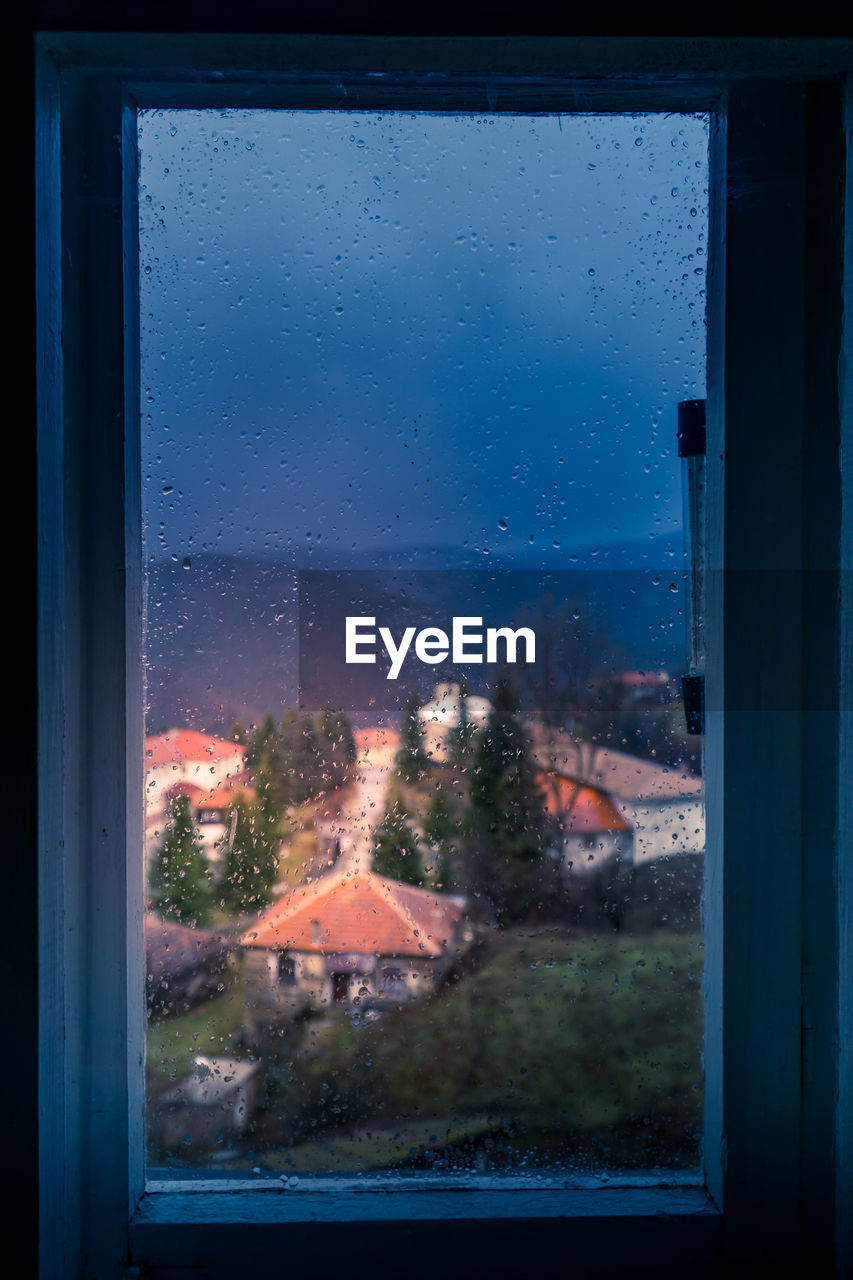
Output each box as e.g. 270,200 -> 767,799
36,33 -> 851,1277
139,104 -> 709,1180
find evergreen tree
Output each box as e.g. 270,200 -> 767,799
245,713 -> 273,770
149,794 -> 212,926
423,780 -> 455,845
447,680 -> 476,768
278,709 -> 302,791
469,676 -> 553,923
219,793 -> 280,917
249,714 -> 289,813
315,705 -> 357,791
372,798 -> 423,886
280,708 -> 322,804
423,780 -> 461,891
397,692 -> 428,782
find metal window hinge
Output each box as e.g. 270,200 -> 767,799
681,673 -> 705,736
678,397 -> 706,737
677,398 -> 706,458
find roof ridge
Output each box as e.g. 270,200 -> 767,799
240,866 -> 353,943
368,873 -> 443,956
240,867 -> 460,956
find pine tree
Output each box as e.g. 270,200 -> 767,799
372,798 -> 423,886
149,794 -> 213,926
280,708 -> 322,804
397,691 -> 427,782
315,705 -> 357,791
447,680 -> 476,767
249,714 -> 289,812
219,793 -> 280,917
469,676 -> 552,923
423,781 -> 461,891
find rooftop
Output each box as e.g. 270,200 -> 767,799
531,735 -> 702,803
145,728 -> 246,769
241,868 -> 466,958
355,726 -> 401,750
538,772 -> 631,833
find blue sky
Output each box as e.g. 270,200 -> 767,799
138,110 -> 707,569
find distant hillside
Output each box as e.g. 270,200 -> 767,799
145,556 -> 299,733
144,538 -> 688,734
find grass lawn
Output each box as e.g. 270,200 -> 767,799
146,965 -> 248,1094
247,925 -> 704,1172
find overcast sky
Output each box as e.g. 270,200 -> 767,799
138,110 -> 707,570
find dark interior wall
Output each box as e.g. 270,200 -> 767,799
19,0 -> 853,35
13,4 -> 850,1277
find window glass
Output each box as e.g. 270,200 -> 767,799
140,109 -> 707,1180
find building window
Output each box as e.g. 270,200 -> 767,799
380,966 -> 406,999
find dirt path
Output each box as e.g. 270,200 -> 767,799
314,753 -> 393,874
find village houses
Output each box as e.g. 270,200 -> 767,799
532,732 -> 704,875
144,728 -> 251,872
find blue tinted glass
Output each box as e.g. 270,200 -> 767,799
140,110 -> 707,1181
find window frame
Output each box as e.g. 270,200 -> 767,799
36,33 -> 852,1276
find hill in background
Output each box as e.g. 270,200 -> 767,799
144,537 -> 688,734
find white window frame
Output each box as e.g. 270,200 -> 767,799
36,34 -> 853,1276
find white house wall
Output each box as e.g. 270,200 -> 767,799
561,831 -> 633,878
624,797 -> 706,865
242,946 -> 442,1031
144,748 -> 245,814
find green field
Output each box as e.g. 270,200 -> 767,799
146,966 -> 247,1094
146,923 -> 703,1172
249,926 -> 704,1172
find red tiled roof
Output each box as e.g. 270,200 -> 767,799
618,669 -> 671,688
537,772 -> 630,833
145,728 -> 245,768
241,870 -> 465,958
145,782 -> 204,827
197,779 -> 255,809
532,738 -> 702,802
355,727 -> 401,750
146,777 -> 254,827
166,782 -> 205,801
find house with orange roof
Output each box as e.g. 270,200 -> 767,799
532,737 -> 705,867
144,728 -> 249,868
239,868 -> 470,1031
354,725 -> 400,767
537,770 -> 633,880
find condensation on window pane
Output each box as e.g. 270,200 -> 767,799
139,109 -> 708,1181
